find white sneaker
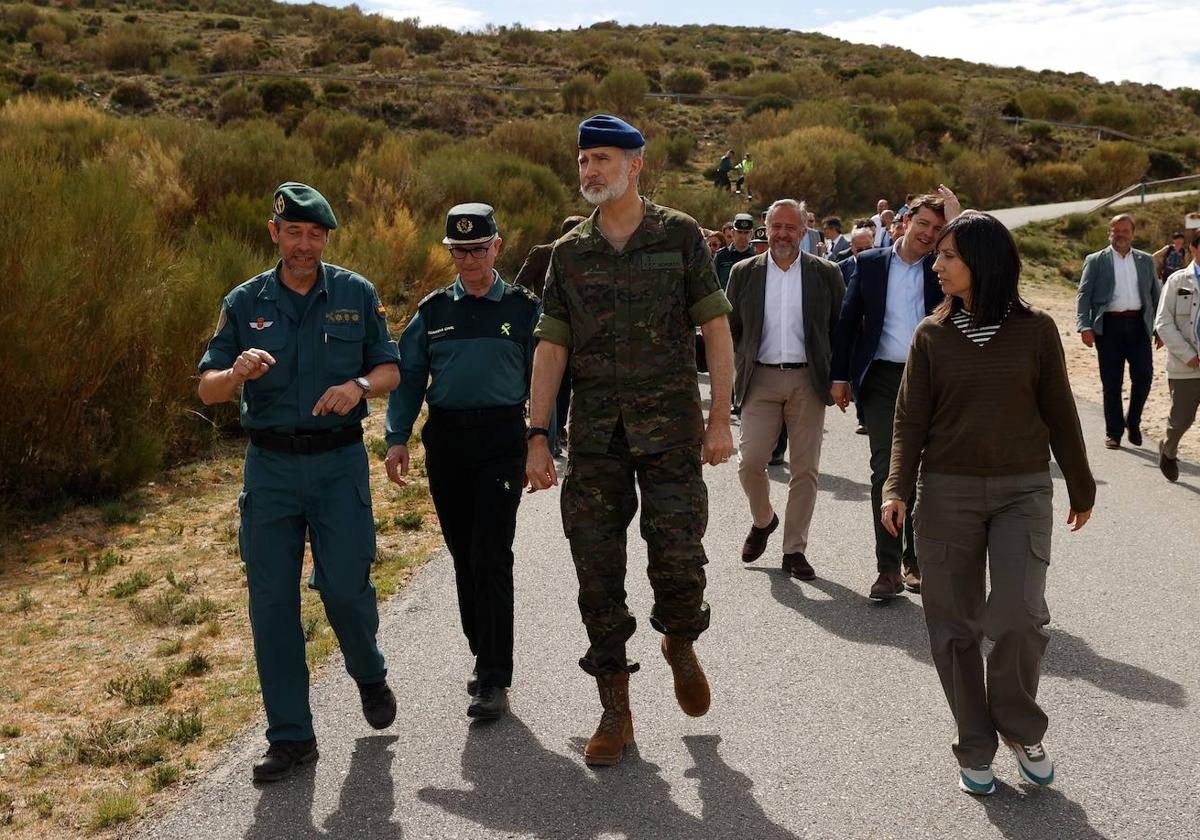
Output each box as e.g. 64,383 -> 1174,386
958,765 -> 996,796
1004,738 -> 1055,786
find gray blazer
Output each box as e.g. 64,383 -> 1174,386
1076,246 -> 1160,337
726,251 -> 845,408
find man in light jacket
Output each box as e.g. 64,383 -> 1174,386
1152,231 -> 1200,481
1076,213 -> 1161,449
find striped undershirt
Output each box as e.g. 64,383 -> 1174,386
950,304 -> 1010,346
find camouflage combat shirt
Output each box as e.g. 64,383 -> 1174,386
534,199 -> 732,456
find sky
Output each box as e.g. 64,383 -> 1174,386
322,0 -> 1199,89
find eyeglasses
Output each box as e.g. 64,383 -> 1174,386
448,245 -> 491,260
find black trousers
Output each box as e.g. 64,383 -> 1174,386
1094,315 -> 1153,441
423,409 -> 526,689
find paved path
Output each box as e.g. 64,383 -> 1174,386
989,190 -> 1199,229
138,384 -> 1199,840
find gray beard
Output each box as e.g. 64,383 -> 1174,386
581,168 -> 630,206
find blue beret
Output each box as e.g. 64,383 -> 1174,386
578,114 -> 645,150
273,182 -> 337,230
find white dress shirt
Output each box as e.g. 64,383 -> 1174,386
758,253 -> 806,364
1107,248 -> 1142,312
874,244 -> 927,363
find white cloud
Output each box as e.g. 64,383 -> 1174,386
360,1 -> 487,29
817,0 -> 1200,89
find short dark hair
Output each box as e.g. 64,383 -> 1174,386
905,193 -> 918,203
854,217 -> 876,231
906,194 -> 947,219
822,216 -> 842,233
1191,231 -> 1200,249
1171,231 -> 1186,240
932,212 -> 1029,329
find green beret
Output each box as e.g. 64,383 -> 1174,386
272,182 -> 337,230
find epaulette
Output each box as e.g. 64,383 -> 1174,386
417,284 -> 453,308
510,283 -> 540,304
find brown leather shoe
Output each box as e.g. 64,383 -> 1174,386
901,564 -> 921,593
1104,437 -> 1120,450
584,673 -> 633,767
782,552 -> 815,580
741,513 -> 779,563
1160,443 -> 1179,482
869,572 -> 905,601
661,636 -> 711,717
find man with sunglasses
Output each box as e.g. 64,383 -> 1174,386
384,203 -> 543,722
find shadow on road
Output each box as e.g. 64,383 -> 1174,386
1116,446 -> 1200,495
244,734 -> 403,840
748,570 -> 1186,708
419,715 -> 798,840
977,781 -> 1111,840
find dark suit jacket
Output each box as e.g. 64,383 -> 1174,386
513,243 -> 553,298
726,251 -> 845,408
1075,245 -> 1160,338
831,246 -> 943,394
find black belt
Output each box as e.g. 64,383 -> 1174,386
427,404 -> 524,427
1105,309 -> 1143,318
755,361 -> 808,369
249,423 -> 363,454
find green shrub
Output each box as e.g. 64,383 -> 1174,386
597,67 -> 648,114
156,708 -> 203,744
484,117 -> 578,182
148,763 -> 181,791
108,570 -> 154,598
743,94 -> 792,118
707,58 -> 731,80
89,23 -> 167,71
31,71 -> 74,99
1178,87 -> 1200,117
1059,213 -> 1093,237
560,75 -> 596,113
1017,161 -> 1087,203
1085,102 -> 1149,136
215,17 -> 240,30
370,44 -> 406,72
663,130 -> 696,167
89,789 -> 140,830
216,84 -> 260,124
663,67 -> 707,95
257,79 -> 314,113
110,79 -> 154,110
948,148 -> 1016,208
728,55 -> 753,78
1080,142 -> 1149,195
651,181 -> 743,230
294,110 -> 386,167
1015,87 -> 1078,122
210,33 -> 257,72
104,670 -> 173,706
1016,233 -> 1054,260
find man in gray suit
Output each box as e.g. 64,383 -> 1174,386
1077,213 -> 1161,449
726,199 -> 845,579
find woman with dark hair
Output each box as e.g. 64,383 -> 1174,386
880,211 -> 1096,796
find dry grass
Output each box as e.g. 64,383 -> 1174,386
0,409 -> 441,838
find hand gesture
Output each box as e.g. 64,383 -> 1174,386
385,445 -> 410,486
232,349 -> 275,383
937,184 -> 962,221
313,381 -> 363,416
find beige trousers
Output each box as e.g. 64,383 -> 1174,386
737,366 -> 826,554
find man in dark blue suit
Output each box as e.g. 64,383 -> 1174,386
831,192 -> 956,601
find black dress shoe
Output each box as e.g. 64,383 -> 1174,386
1160,443 -> 1180,482
855,425 -> 868,436
782,552 -> 815,581
1127,425 -> 1143,447
466,667 -> 479,697
467,686 -> 508,720
252,738 -> 318,783
1104,437 -> 1120,450
357,680 -> 397,730
768,455 -> 786,466
741,514 -> 779,563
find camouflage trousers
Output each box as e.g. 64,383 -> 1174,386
561,423 -> 711,676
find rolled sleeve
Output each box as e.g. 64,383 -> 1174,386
689,289 -> 732,326
533,313 -> 572,346
198,301 -> 238,373
535,249 -> 573,346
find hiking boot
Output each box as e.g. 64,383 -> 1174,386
1160,443 -> 1179,482
357,680 -> 397,730
467,686 -> 508,720
252,738 -> 318,783
958,764 -> 995,796
584,673 -> 633,767
741,513 -> 779,563
869,573 -> 904,600
1003,737 -> 1055,786
661,636 -> 711,717
782,552 -> 815,581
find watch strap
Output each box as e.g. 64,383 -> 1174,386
527,426 -> 551,440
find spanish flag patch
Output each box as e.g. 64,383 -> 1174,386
376,303 -> 387,317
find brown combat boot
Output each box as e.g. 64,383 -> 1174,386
661,636 -> 711,717
584,672 -> 634,767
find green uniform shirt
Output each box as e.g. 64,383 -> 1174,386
534,199 -> 732,456
385,272 -> 541,446
198,261 -> 399,431
713,244 -> 755,291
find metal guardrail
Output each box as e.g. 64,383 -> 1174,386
1000,115 -> 1148,144
1090,174 -> 1200,213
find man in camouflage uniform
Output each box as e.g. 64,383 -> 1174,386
525,114 -> 735,767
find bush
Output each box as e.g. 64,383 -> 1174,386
1017,161 -> 1088,203
215,17 -> 240,30
1015,88 -> 1079,122
560,75 -> 596,113
216,85 -> 260,124
707,58 -> 731,81
663,130 -> 696,167
90,23 -> 167,71
1080,142 -> 1149,195
728,55 -> 753,78
210,33 -> 257,72
370,44 -> 405,72
743,94 -> 792,118
653,180 -> 743,229
110,79 -> 154,110
1015,233 -> 1054,261
257,79 -> 314,113
295,110 -> 386,167
485,117 -> 578,182
663,67 -> 707,95
27,21 -> 65,55
410,26 -> 448,54
597,67 -> 648,115
948,148 -> 1016,208
31,71 -> 74,99
1178,87 -> 1200,117
1086,102 -> 1149,136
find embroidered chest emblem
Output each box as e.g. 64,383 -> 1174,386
249,317 -> 274,330
500,322 -> 511,336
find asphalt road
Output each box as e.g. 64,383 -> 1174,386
137,380 -> 1199,840
989,190 -> 1200,229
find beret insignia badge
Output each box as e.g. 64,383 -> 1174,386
274,195 -> 286,214
456,218 -> 473,234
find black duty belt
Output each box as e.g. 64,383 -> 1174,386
755,361 -> 808,369
427,404 -> 525,427
249,423 -> 363,455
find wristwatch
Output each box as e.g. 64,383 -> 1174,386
527,426 -> 551,440
354,376 -> 371,393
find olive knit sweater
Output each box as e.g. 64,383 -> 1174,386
884,305 -> 1097,513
